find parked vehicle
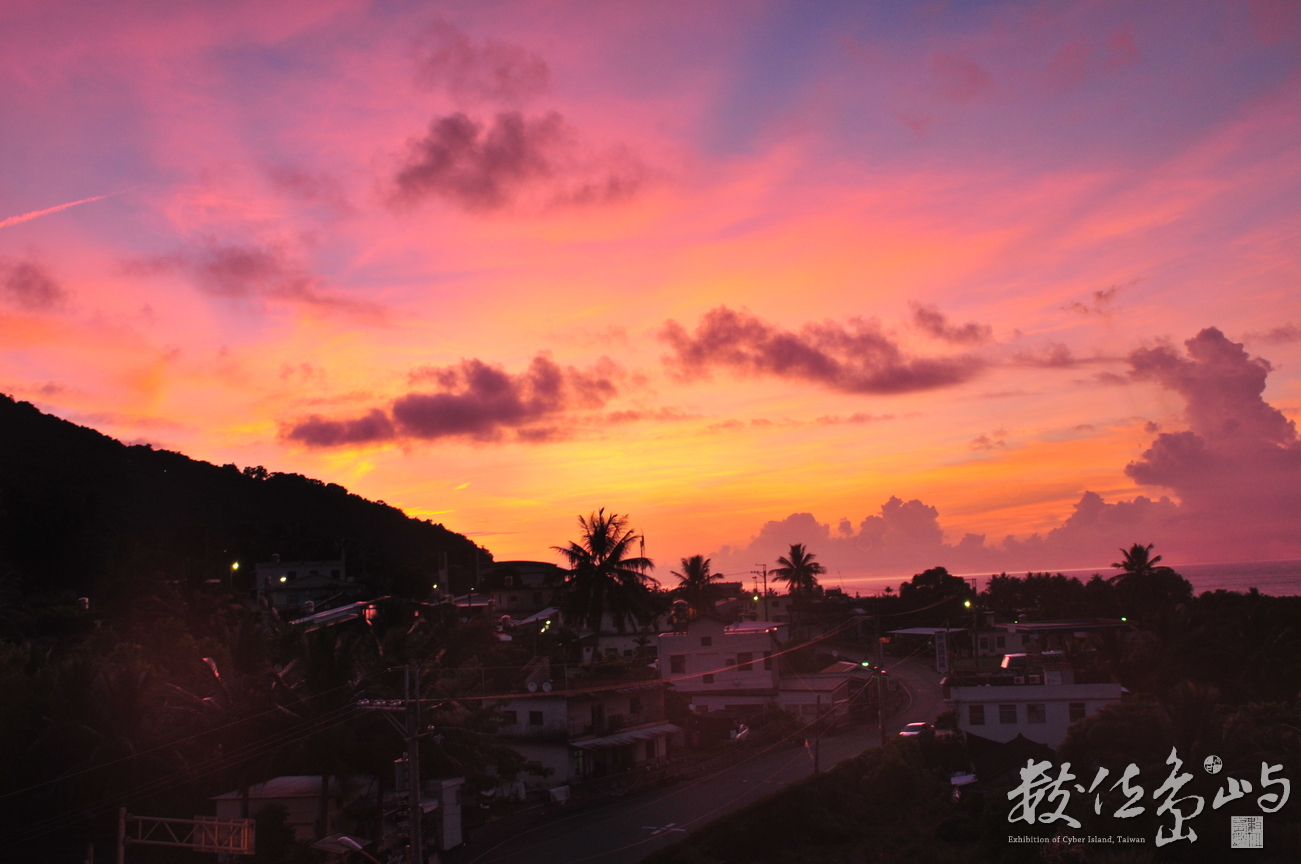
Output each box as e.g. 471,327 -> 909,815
897,721 -> 931,737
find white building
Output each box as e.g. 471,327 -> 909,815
947,677 -> 1123,748
491,681 -> 679,791
658,616 -> 788,713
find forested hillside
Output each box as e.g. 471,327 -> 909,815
0,394 -> 486,604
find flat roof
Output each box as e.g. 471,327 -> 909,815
887,627 -> 968,636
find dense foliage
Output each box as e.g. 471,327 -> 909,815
0,394 -> 485,603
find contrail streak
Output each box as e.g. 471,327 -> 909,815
0,188 -> 135,230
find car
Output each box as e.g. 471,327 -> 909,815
898,722 -> 931,737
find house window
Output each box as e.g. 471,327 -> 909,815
702,674 -> 715,684
979,637 -> 989,651
996,636 -> 1006,650
1027,704 -> 1046,724
969,704 -> 985,725
763,651 -> 773,670
501,711 -> 518,725
737,652 -> 753,672
573,749 -> 589,776
1000,704 -> 1017,724
529,711 -> 543,726
701,636 -> 712,647
645,738 -> 656,760
670,655 -> 686,675
629,697 -> 642,714
1069,702 -> 1086,723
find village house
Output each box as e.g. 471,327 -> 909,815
974,617 -> 1130,658
944,652 -> 1124,748
491,660 -> 680,794
254,557 -> 364,615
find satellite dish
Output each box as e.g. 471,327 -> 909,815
542,681 -> 552,692
527,681 -> 538,692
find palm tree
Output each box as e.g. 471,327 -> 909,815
772,543 -> 825,598
553,509 -> 657,633
671,555 -> 724,618
1109,543 -> 1174,586
1109,543 -> 1192,627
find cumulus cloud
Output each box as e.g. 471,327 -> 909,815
285,353 -> 620,447
392,111 -> 646,212
711,327 -> 1301,576
413,20 -> 549,103
911,303 -> 992,344
126,241 -> 378,317
659,306 -> 984,394
0,256 -> 66,310
1124,328 -> 1301,517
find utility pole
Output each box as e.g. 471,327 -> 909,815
813,694 -> 822,774
406,664 -> 423,864
875,598 -> 885,746
751,565 -> 769,621
358,666 -> 425,864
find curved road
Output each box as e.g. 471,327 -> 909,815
446,656 -> 944,864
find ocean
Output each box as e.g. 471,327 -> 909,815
838,559 -> 1301,598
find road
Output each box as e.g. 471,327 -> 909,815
446,655 -> 944,864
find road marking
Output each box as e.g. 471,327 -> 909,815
643,823 -> 686,836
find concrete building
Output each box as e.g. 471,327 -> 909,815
255,558 -> 363,615
945,655 -> 1123,747
658,616 -> 787,713
492,675 -> 679,792
974,618 -> 1129,658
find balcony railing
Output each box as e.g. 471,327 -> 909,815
568,713 -> 643,738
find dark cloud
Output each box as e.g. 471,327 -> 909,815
265,166 -> 353,213
1012,342 -> 1081,368
970,430 -> 1008,450
911,303 -> 992,344
1244,323 -> 1301,345
285,353 -> 620,447
392,111 -> 645,212
659,306 -> 984,395
125,242 -> 379,317
284,409 -> 395,448
413,20 -> 550,103
0,257 -> 66,310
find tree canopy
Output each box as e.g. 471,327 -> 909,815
553,509 -> 658,633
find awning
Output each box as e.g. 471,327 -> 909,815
571,723 -> 681,749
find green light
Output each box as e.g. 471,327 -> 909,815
860,661 -> 871,667
1121,617 -> 1127,622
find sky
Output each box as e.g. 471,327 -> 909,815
3,0 -> 1301,590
